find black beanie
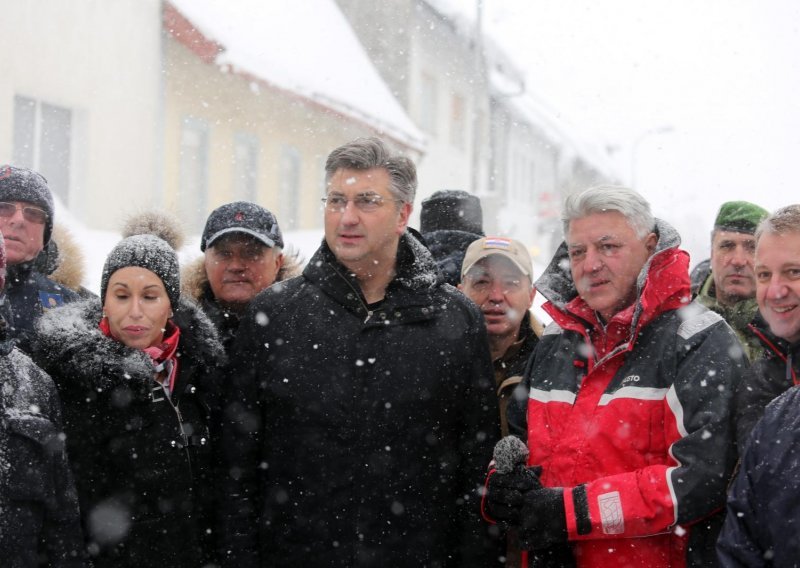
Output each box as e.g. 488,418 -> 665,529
0,165 -> 55,245
420,190 -> 483,235
100,234 -> 180,307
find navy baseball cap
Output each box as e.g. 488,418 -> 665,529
201,201 -> 284,252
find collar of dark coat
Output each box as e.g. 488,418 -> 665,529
749,312 -> 800,362
537,218 -> 690,336
496,312 -> 538,366
6,261 -> 35,286
303,232 -> 444,324
32,296 -> 224,394
200,289 -> 241,334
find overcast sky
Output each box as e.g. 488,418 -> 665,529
446,0 -> 800,264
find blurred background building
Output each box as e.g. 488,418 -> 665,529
1,0 -> 619,265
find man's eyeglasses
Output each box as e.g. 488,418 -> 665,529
0,201 -> 48,224
321,193 -> 403,213
464,275 -> 525,295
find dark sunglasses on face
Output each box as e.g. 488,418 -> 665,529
0,201 -> 48,224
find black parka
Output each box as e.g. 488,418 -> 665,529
221,233 -> 500,567
733,315 -> 800,452
719,386 -> 800,565
0,336 -> 86,567
32,298 -> 224,567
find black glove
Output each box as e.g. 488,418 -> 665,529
481,464 -> 542,525
519,487 -> 569,550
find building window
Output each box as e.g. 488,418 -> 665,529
419,73 -> 438,135
12,95 -> 73,205
279,145 -> 301,230
179,117 -> 209,232
450,94 -> 466,149
233,132 -> 259,202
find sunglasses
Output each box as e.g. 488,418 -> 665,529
0,201 -> 48,224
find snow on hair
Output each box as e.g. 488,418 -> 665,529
324,137 -> 417,204
755,204 -> 800,241
561,184 -> 655,239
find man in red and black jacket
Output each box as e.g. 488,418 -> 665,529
485,185 -> 746,567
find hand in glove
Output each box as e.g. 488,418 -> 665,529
481,435 -> 542,525
518,487 -> 569,550
481,464 -> 542,524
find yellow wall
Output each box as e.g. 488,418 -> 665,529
163,37 -> 398,233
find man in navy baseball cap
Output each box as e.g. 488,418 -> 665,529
183,201 -> 298,352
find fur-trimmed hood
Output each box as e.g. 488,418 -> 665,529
33,296 -> 224,395
181,248 -> 303,304
34,224 -> 87,292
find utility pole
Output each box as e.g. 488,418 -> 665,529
470,0 -> 485,195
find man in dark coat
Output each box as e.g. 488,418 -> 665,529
731,204 -> 800,452
182,201 -> 301,354
220,137 -> 500,567
487,186 -> 744,567
0,165 -> 79,354
419,189 -> 484,286
0,233 -> 86,567
694,200 -> 768,361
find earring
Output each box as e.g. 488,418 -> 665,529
102,311 -> 107,319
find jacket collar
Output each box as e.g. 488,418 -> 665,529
34,297 -> 224,394
303,232 -> 442,324
696,272 -> 760,329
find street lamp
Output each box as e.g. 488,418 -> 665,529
630,125 -> 674,188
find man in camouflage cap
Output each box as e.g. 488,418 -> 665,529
695,200 -> 769,360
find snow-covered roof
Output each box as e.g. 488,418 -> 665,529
167,0 -> 425,152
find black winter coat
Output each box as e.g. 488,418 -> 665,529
718,386 -> 800,565
33,298 -> 224,567
6,262 -> 80,355
421,228 -> 482,286
0,332 -> 86,567
221,233 -> 500,567
733,316 -> 800,452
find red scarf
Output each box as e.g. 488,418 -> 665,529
99,318 -> 181,392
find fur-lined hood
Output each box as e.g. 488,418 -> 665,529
32,296 -> 224,395
35,224 -> 87,292
181,248 -> 303,303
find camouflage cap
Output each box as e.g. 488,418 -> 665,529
714,201 -> 768,234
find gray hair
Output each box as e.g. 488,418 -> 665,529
756,204 -> 800,241
325,137 -> 417,204
562,185 -> 656,239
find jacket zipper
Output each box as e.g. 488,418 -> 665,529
163,387 -> 194,480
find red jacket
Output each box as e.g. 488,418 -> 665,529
523,221 -> 743,566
